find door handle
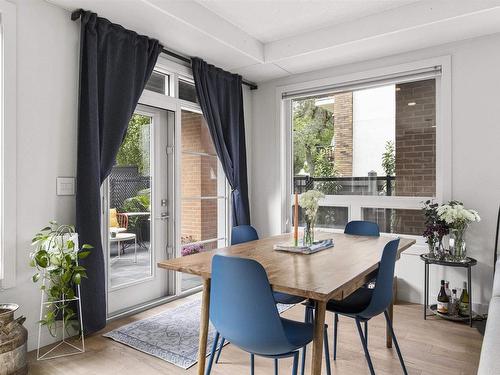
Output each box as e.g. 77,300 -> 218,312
155,212 -> 169,221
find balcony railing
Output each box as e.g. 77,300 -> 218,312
294,174 -> 395,196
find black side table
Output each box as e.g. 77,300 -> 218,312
420,254 -> 477,327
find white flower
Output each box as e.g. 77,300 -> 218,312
299,190 -> 325,221
437,202 -> 480,229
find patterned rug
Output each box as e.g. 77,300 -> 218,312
103,298 -> 295,369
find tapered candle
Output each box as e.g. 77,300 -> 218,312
294,192 -> 299,246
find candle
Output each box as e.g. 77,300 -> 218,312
294,192 -> 299,246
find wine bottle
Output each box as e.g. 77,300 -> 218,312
437,279 -> 449,314
445,281 -> 451,311
450,289 -> 458,316
459,282 -> 470,317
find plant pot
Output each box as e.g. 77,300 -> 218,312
0,304 -> 28,375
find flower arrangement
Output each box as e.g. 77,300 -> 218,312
422,200 -> 449,255
181,243 -> 204,256
437,201 -> 481,230
422,200 -> 480,261
299,190 -> 325,245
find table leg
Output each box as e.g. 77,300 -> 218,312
386,276 -> 396,348
468,266 -> 472,327
198,278 -> 211,375
311,300 -> 326,375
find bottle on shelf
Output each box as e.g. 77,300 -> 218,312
444,281 -> 452,310
450,288 -> 458,316
459,281 -> 470,317
437,279 -> 449,314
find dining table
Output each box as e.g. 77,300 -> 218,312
158,231 -> 415,375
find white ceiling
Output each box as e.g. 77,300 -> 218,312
195,0 -> 418,43
47,0 -> 500,83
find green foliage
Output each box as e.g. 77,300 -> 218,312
381,140 -> 395,176
115,114 -> 151,174
121,188 -> 151,232
292,99 -> 335,177
30,222 -> 93,337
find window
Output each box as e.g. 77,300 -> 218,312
180,109 -> 227,291
144,70 -> 169,95
0,0 -> 16,288
178,78 -> 198,104
284,62 -> 449,239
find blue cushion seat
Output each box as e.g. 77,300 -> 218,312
326,288 -> 373,315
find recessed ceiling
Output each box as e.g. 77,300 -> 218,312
48,0 -> 500,82
195,0 -> 419,43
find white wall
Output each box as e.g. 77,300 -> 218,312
251,32 -> 500,313
0,0 -> 79,350
352,85 -> 395,177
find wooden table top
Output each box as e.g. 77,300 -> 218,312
158,232 -> 415,302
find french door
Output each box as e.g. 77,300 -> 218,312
104,104 -> 175,316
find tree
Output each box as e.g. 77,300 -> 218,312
292,99 -> 335,177
115,114 -> 151,174
381,140 -> 395,176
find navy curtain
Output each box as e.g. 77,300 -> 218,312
75,11 -> 162,333
191,58 -> 251,226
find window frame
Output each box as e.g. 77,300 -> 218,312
148,56 -> 231,293
279,57 -> 452,245
0,0 -> 16,289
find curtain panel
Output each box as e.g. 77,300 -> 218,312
191,58 -> 251,226
75,11 -> 162,333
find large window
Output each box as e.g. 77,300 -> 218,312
286,65 -> 446,238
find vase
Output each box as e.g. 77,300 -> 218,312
450,227 -> 467,262
0,304 -> 28,375
303,218 -> 315,246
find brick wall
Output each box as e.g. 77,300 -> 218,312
395,79 -> 436,196
181,111 -> 218,245
332,92 -> 353,176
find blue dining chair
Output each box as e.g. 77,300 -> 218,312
305,239 -> 407,375
213,225 -> 306,366
205,255 -> 314,375
330,220 -> 380,360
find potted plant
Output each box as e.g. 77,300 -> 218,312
30,222 -> 92,337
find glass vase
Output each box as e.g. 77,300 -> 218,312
303,218 -> 315,246
450,227 -> 467,262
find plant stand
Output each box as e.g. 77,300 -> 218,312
420,253 -> 477,327
36,282 -> 85,360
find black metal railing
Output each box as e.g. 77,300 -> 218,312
294,175 -> 395,196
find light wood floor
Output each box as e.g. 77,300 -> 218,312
28,294 -> 483,375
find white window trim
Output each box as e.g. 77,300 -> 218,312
278,56 -> 452,244
0,0 -> 16,289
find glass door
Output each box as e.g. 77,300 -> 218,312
105,105 -> 175,315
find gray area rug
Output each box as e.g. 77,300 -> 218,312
103,298 -> 295,369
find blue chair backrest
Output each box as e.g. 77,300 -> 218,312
210,255 -> 293,355
345,221 -> 380,237
231,225 -> 259,245
358,238 -> 400,319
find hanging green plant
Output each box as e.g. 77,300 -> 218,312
30,222 -> 93,337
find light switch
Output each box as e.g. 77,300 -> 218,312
57,177 -> 75,196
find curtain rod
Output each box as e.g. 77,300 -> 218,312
71,9 -> 258,90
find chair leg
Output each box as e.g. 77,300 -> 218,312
292,352 -> 299,375
384,310 -> 408,375
215,337 -> 226,363
250,353 -> 255,375
300,305 -> 313,375
275,358 -> 279,375
355,319 -> 375,375
364,320 -> 368,344
205,331 -> 219,375
323,325 -> 332,375
333,313 -> 338,360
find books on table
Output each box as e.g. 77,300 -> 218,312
273,239 -> 334,255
